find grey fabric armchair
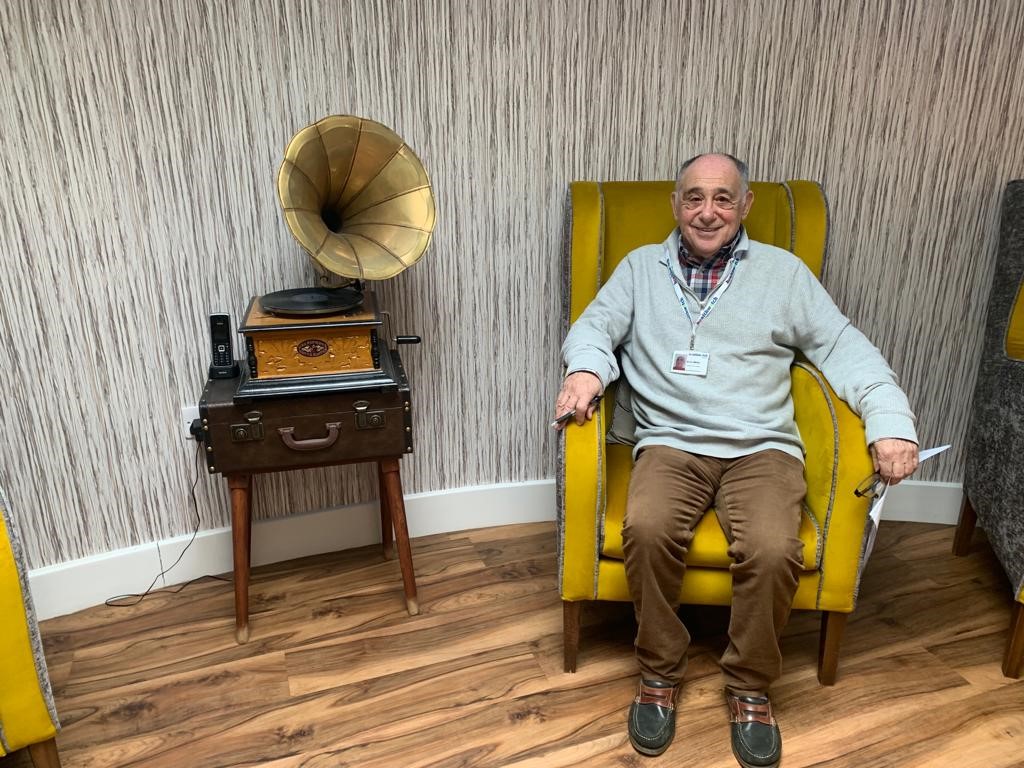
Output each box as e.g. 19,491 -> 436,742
954,179 -> 1024,679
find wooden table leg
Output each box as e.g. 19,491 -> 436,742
227,473 -> 252,643
379,457 -> 419,615
377,461 -> 394,561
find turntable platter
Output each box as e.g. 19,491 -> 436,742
259,286 -> 364,316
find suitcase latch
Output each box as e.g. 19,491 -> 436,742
231,411 -> 265,442
353,400 -> 386,430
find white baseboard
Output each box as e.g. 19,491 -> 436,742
27,478 -> 962,621
878,479 -> 963,525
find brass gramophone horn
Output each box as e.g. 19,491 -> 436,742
277,115 -> 436,282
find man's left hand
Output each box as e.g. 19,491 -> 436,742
870,438 -> 919,485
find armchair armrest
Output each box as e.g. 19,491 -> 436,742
557,399 -> 608,600
792,362 -> 875,611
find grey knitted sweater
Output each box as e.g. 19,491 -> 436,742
562,229 -> 918,462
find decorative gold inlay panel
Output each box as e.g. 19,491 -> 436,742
253,327 -> 375,379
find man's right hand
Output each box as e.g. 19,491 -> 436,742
553,371 -> 603,430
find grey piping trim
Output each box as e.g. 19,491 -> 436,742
0,722 -> 8,755
801,500 -> 823,570
596,418 -> 610,551
0,485 -> 60,731
559,187 -> 574,339
587,183 -> 607,594
818,181 -> 832,272
793,363 -> 840,610
592,183 -> 608,581
592,406 -> 606,596
556,421 -> 567,590
596,183 -> 606,290
782,182 -> 796,253
853,510 -> 875,605
556,188 -> 573,590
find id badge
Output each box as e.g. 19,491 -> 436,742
669,350 -> 709,377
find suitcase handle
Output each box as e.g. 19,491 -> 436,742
277,422 -> 342,452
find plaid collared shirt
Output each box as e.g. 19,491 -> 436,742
677,228 -> 745,301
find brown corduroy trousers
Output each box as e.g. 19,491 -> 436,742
622,446 -> 807,694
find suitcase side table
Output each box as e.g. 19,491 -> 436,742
198,351 -> 420,644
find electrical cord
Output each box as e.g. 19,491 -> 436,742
105,442 -> 230,607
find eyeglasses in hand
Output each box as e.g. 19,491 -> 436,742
853,472 -> 889,499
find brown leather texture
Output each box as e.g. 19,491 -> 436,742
199,356 -> 412,475
636,682 -> 677,708
726,694 -> 776,726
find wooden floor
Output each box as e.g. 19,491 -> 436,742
4,520 -> 1023,768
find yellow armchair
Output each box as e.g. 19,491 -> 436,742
557,180 -> 875,685
0,487 -> 62,767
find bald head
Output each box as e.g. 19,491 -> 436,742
676,153 -> 750,195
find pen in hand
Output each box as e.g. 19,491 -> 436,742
550,396 -> 602,429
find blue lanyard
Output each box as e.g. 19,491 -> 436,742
667,258 -> 737,349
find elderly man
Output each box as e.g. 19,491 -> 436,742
554,153 -> 918,766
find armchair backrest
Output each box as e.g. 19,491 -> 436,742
564,180 -> 828,326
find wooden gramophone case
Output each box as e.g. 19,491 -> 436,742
241,292 -> 381,380
233,291 -> 412,399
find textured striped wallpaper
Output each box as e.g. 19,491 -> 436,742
1,0 -> 1022,568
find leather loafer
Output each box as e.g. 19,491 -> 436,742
627,678 -> 678,756
726,692 -> 781,768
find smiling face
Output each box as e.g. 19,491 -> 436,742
671,154 -> 754,261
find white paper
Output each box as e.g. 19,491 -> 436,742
861,443 -> 951,564
918,444 -> 951,462
862,482 -> 889,561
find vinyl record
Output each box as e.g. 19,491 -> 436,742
259,286 -> 364,316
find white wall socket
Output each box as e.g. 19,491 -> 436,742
180,405 -> 200,439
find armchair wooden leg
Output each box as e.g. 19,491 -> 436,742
952,495 -> 977,556
27,737 -> 62,768
817,610 -> 847,685
1004,601 -> 1024,679
563,600 -> 583,673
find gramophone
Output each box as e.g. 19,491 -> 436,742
234,115 -> 434,399
194,117 -> 434,638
